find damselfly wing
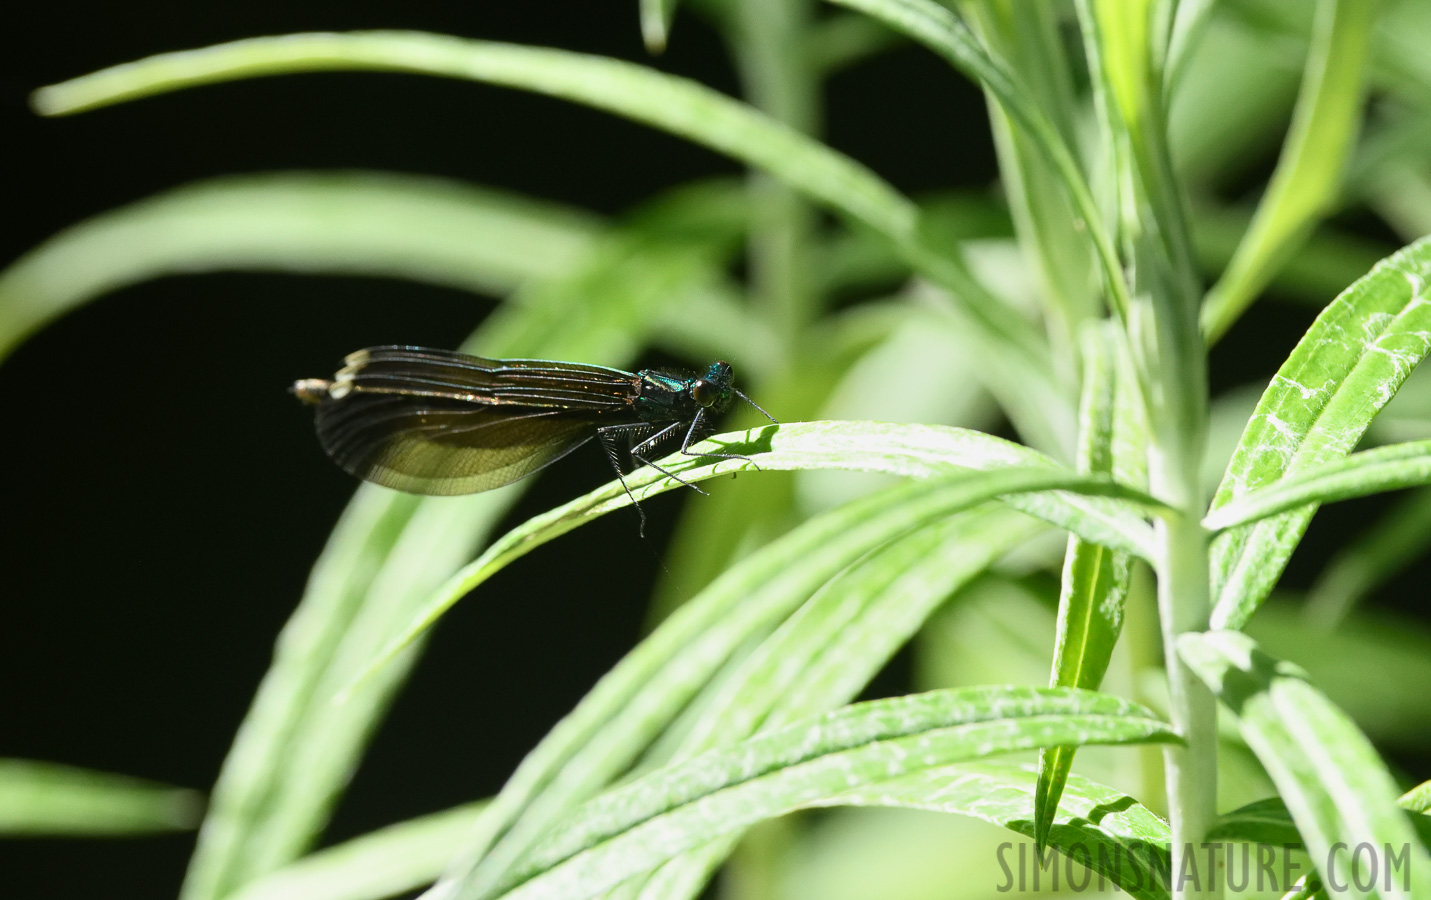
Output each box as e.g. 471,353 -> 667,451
294,347 -> 775,520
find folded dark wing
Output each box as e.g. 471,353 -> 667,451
335,346 -> 636,409
310,346 -> 634,495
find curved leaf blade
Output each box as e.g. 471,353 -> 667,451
0,172 -> 597,363
0,759 -> 200,836
229,802 -> 488,900
609,506 -> 1046,898
435,477 -> 1046,898
1207,236 -> 1431,630
1205,439 -> 1431,532
1178,631 -> 1431,899
356,422 -> 1161,694
820,0 -> 1130,316
1201,0 -> 1378,342
1036,325 -> 1139,849
488,688 -> 1175,900
830,762 -> 1172,900
33,31 -> 918,244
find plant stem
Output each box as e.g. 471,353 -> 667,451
1148,441 -> 1219,900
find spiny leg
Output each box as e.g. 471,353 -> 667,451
619,421 -> 711,495
596,425 -> 649,537
678,409 -> 762,472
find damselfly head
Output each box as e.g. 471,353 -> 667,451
690,360 -> 734,410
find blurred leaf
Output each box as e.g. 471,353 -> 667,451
1303,486 -> 1431,626
1193,205 -> 1391,309
640,0 -> 679,53
965,0 -> 1098,356
917,575 -> 1058,693
916,282 -> 1077,460
825,0 -> 1130,315
1246,602 -> 1431,746
229,802 -> 487,900
1207,236 -> 1431,631
1178,630 -> 1431,899
1202,0 -> 1378,343
477,688 -> 1174,900
0,759 -> 200,836
1204,439 -> 1431,532
1036,325 -> 1134,849
1170,11 -> 1303,187
0,173 -> 598,363
805,11 -> 905,74
34,32 -> 919,249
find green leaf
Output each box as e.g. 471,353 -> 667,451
1401,781 -> 1431,815
1193,206 -> 1391,310
484,688 -> 1175,900
0,172 -> 597,363
33,32 -> 919,248
805,11 -> 905,74
181,191 -> 738,900
1247,602 -> 1431,746
435,476 -> 1042,899
1204,439 -> 1431,532
916,278 -> 1077,461
358,423 -> 1162,689
0,759 -> 200,836
639,0 -> 679,53
1036,325 -> 1135,849
1178,630 -> 1431,899
1202,0 -> 1379,342
822,0 -> 1131,316
1207,236 -> 1431,630
1211,795 -> 1431,848
607,506 -> 1045,898
228,802 -> 487,900
963,0 -> 1099,353
830,762 -> 1173,900
1208,797 -> 1306,847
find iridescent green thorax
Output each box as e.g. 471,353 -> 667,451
632,361 -> 735,420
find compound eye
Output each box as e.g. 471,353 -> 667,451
691,379 -> 719,408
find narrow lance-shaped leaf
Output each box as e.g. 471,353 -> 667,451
1205,439 -> 1431,533
827,762 -> 1173,900
1207,236 -> 1431,630
0,173 -> 598,364
228,802 -> 489,900
1036,324 -> 1138,849
820,0 -> 1131,316
356,422 -> 1163,693
33,32 -> 919,251
1178,631 -> 1431,899
639,0 -> 679,54
439,477 -> 1034,897
425,464 -> 1153,900
0,759 -> 201,836
1202,0 -> 1378,342
614,507 -> 1046,899
484,688 -> 1176,900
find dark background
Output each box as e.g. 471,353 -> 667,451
0,3 -> 1415,900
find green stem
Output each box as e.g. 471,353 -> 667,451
1149,444 -> 1219,900
733,0 -> 820,349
